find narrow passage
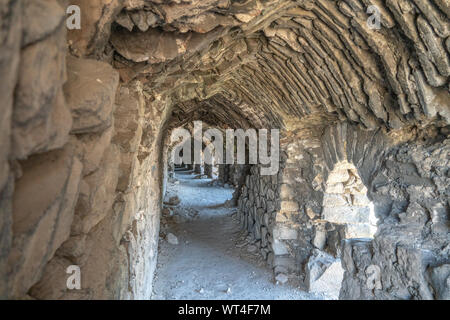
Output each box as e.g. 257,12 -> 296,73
151,168 -> 325,300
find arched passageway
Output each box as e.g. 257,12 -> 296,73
0,0 -> 448,300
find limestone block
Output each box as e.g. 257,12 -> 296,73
327,169 -> 350,184
74,125 -> 114,176
273,225 -> 298,240
64,56 -> 119,134
279,184 -> 295,200
306,250 -> 344,299
323,193 -> 350,207
56,234 -> 88,265
345,223 -> 374,239
28,256 -> 74,300
272,239 -> 289,255
22,0 -> 65,46
72,145 -> 120,235
325,182 -> 344,194
273,255 -> 296,272
351,194 -> 371,206
322,206 -> 371,224
67,0 -> 124,56
280,200 -> 299,212
9,146 -> 82,297
12,25 -> 69,159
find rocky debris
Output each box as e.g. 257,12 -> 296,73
164,196 -> 181,206
162,207 -> 173,216
166,233 -> 179,245
305,250 -> 344,299
275,273 -> 289,285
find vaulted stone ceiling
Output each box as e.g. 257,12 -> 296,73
70,0 -> 449,133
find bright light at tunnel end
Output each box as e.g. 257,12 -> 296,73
170,121 -> 280,176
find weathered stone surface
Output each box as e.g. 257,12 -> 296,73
0,0 -> 21,298
73,125 -> 114,176
322,207 -> 371,224
71,145 -> 120,235
0,0 -> 21,193
67,0 -> 124,57
428,264 -> 450,300
64,56 -> 119,134
28,256 -> 74,300
9,146 -> 82,297
22,0 -> 65,46
306,250 -> 344,299
12,24 -> 69,159
273,226 -> 298,240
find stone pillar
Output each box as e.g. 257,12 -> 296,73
204,163 -> 213,178
194,164 -> 202,174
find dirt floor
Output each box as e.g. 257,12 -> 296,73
151,168 -> 325,300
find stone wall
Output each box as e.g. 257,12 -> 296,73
236,121 -> 449,299
0,0 -> 173,298
237,165 -> 281,266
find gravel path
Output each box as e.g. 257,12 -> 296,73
151,169 -> 324,300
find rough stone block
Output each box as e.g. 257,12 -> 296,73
22,0 -> 65,46
272,239 -> 289,255
306,250 -> 344,299
322,206 -> 371,224
273,225 -> 298,240
280,200 -> 299,212
64,56 -> 119,134
428,264 -> 450,300
72,145 -> 120,234
9,146 -> 82,297
279,184 -> 295,200
323,193 -> 350,207
74,126 -> 114,176
28,256 -> 73,299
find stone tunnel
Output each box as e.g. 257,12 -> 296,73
0,0 -> 449,300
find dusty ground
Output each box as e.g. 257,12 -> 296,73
151,168 -> 325,300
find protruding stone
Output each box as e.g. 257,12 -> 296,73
64,56 -> 119,134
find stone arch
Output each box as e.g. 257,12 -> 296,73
319,123 -> 391,220
323,161 -> 377,239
